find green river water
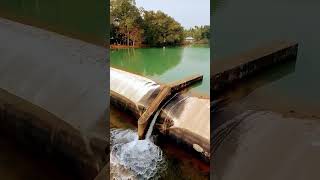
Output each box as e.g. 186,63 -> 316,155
111,45 -> 210,95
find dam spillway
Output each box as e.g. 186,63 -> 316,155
110,68 -> 210,160
0,17 -> 107,179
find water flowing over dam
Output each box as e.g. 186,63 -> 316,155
110,68 -> 210,160
0,17 -> 107,179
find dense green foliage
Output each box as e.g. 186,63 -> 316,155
143,11 -> 184,46
110,0 -> 210,47
110,0 -> 144,46
184,25 -> 210,43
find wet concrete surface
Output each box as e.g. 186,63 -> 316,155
0,17 -> 108,179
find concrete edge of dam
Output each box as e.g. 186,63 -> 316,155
110,68 -> 210,162
211,40 -> 298,94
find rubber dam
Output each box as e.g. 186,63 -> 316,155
0,17 -> 107,179
110,68 -> 210,160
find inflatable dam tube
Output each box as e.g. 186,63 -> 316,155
0,18 -> 107,179
110,68 -> 210,160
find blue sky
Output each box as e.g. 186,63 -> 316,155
135,0 -> 210,29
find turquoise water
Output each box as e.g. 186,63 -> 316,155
111,45 -> 210,95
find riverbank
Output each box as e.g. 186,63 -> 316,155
110,42 -> 209,49
110,44 -> 146,49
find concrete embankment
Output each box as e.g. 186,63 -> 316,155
110,68 -> 210,161
211,41 -> 298,94
0,18 -> 107,180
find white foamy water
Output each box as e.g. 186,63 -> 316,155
110,129 -> 166,180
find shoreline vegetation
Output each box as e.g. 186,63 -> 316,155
110,0 -> 210,48
110,41 -> 209,49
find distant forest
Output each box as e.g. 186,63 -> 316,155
110,0 -> 210,47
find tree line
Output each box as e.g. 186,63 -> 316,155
184,25 -> 210,43
110,0 -> 210,47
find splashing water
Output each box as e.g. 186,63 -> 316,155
110,92 -> 179,179
110,129 -> 166,179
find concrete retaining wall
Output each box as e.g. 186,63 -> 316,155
211,41 -> 298,94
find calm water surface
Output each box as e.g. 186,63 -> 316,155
110,45 -> 210,179
111,45 -> 210,95
214,0 -> 320,116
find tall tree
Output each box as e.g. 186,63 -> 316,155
143,11 -> 184,46
110,0 -> 143,46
